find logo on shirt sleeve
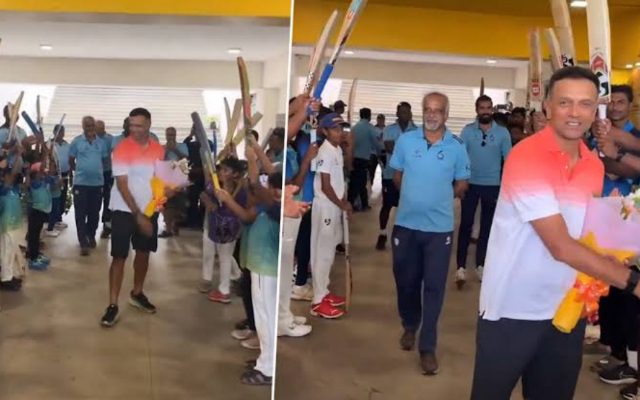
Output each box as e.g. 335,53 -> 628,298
317,159 -> 324,167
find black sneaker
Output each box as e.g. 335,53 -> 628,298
376,234 -> 387,250
0,279 -> 21,291
129,291 -> 157,314
621,382 -> 639,400
599,364 -> 637,385
235,319 -> 250,330
101,304 -> 119,327
88,237 -> 97,248
100,228 -> 111,239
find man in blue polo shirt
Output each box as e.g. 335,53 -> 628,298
456,95 -> 512,288
348,108 -> 381,211
69,116 -> 108,256
390,92 -> 470,375
376,102 -> 416,250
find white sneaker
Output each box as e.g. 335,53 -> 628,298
241,334 -> 260,350
475,266 -> 484,282
293,315 -> 307,325
291,283 -> 313,301
278,323 -> 312,337
455,268 -> 466,289
231,328 -> 253,341
45,230 -> 60,237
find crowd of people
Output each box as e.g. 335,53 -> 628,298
285,66 -> 640,400
0,105 -> 285,387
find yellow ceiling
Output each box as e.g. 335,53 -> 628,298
293,0 -> 640,68
0,0 -> 291,18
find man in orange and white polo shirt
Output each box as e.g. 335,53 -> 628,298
470,67 -> 640,399
100,108 -> 166,328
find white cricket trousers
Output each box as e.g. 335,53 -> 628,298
279,216 -> 301,331
0,229 -> 25,282
310,198 -> 343,305
201,223 -> 239,295
251,272 -> 277,377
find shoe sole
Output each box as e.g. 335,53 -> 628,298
128,298 -> 157,314
241,343 -> 260,350
310,309 -> 344,319
208,297 -> 231,304
423,368 -> 439,376
101,315 -> 119,327
599,377 -> 637,385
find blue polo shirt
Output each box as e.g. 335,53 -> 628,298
97,132 -> 114,171
460,121 -> 512,186
31,176 -> 56,213
54,141 -> 71,173
352,119 -> 381,160
165,143 -> 189,161
390,127 -> 471,233
69,134 -> 108,186
382,121 -> 417,180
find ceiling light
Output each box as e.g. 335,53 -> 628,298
627,64 -> 634,69
486,59 -> 497,64
570,0 -> 588,8
227,48 -> 242,54
40,44 -> 53,51
635,62 -> 640,67
344,50 -> 354,55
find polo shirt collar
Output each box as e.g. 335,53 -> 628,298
539,125 -> 591,160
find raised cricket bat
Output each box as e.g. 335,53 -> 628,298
191,112 -> 220,190
312,0 -> 368,100
347,78 -> 358,127
303,10 -> 339,96
224,98 -> 242,146
7,91 -> 24,143
529,28 -> 544,112
232,112 -> 263,146
586,0 -> 612,120
543,27 -> 563,72
549,0 -> 576,67
237,57 -> 255,146
343,211 -> 352,312
480,77 -> 485,96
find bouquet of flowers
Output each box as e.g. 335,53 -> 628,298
553,190 -> 640,333
144,159 -> 190,217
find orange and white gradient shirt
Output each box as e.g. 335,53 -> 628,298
479,126 -> 604,321
110,136 -> 165,213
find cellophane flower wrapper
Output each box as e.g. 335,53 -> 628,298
553,196 -> 640,333
144,160 -> 190,217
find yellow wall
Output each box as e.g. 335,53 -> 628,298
0,0 -> 291,18
292,0 -> 637,68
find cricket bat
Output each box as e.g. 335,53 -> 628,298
347,78 -> 358,127
543,27 -> 563,72
7,91 -> 24,143
480,77 -> 485,96
343,210 -> 352,312
312,0 -> 368,100
191,112 -> 220,190
586,0 -> 612,121
528,28 -> 544,112
303,10 -> 339,96
224,98 -> 242,146
232,112 -> 263,147
237,57 -> 255,146
549,0 -> 576,67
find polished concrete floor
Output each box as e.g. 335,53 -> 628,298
275,188 -> 621,399
0,213 -> 271,400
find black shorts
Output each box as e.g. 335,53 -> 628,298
110,210 -> 159,259
382,179 -> 399,208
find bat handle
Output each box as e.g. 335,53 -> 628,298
306,65 -> 335,117
597,104 -> 607,158
212,172 -> 221,191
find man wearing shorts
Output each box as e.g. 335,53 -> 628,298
100,108 -> 166,327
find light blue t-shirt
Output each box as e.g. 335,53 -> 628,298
69,134 -> 108,186
460,121 -> 512,186
97,132 -> 114,171
390,128 -> 471,233
164,143 -> 189,161
382,121 -> 417,180
0,126 -> 27,143
352,119 -> 381,160
54,141 -> 71,173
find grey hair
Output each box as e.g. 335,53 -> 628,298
423,92 -> 450,116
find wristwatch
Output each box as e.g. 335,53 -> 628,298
615,148 -> 627,162
624,269 -> 640,294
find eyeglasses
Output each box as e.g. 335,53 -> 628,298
481,132 -> 487,147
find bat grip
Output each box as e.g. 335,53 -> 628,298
313,65 -> 334,101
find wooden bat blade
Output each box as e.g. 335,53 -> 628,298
8,91 -> 24,142
236,57 -> 254,145
543,28 -> 563,72
480,77 -> 485,96
36,95 -> 42,125
191,111 -> 220,190
347,78 -> 358,126
224,97 -> 232,136
586,0 -> 612,109
232,113 -> 263,147
529,28 -> 544,107
225,98 -> 243,146
303,9 -> 339,96
549,0 -> 576,67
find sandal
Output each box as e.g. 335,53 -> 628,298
240,369 -> 272,386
